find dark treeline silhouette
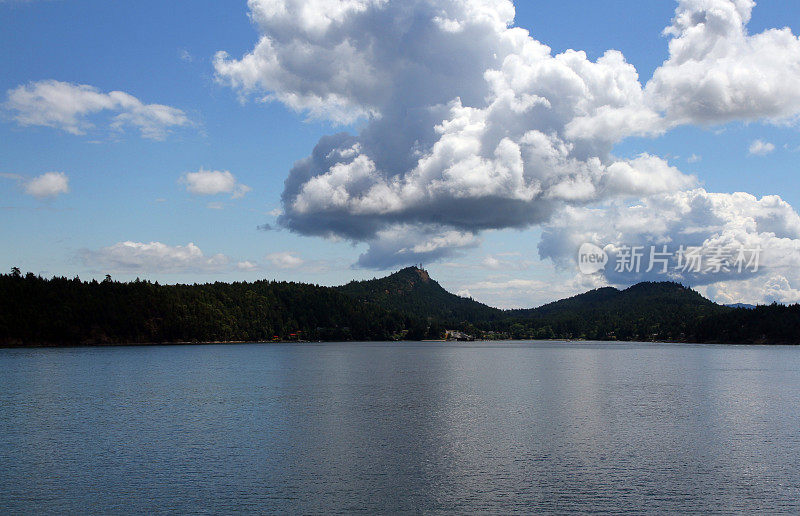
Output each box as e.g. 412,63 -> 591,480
0,271 -> 415,346
336,266 -> 503,326
1,267 -> 798,346
694,303 -> 800,343
496,282 -> 730,342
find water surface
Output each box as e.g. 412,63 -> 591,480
1,341 -> 798,513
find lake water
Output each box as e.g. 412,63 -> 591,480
1,341 -> 798,514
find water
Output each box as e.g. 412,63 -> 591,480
0,341 -> 798,514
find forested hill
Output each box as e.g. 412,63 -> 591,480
502,282 -> 730,342
511,281 -> 717,319
1,268 -> 798,346
336,266 -> 502,325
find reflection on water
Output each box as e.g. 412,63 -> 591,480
1,342 -> 799,513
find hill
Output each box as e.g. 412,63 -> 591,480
336,266 -> 503,326
503,281 -> 730,341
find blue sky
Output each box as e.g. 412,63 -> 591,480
2,0 -> 800,308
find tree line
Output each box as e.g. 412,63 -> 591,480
2,268 -> 798,346
0,270 -> 421,346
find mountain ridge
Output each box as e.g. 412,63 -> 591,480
334,267 -> 735,341
1,266 -> 797,346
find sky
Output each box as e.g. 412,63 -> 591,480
2,0 -> 800,308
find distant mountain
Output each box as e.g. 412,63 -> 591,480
502,281 -> 729,342
536,281 -> 714,313
336,266 -> 502,326
726,303 -> 757,310
337,271 -> 736,342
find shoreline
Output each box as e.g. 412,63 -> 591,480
2,338 -> 797,349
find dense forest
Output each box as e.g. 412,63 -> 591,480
1,266 -> 798,346
336,267 -> 503,325
0,269 -> 419,345
497,282 -> 731,342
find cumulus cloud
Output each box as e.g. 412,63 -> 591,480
237,260 -> 260,271
180,169 -> 252,198
4,80 -> 191,140
748,139 -> 775,156
218,0 -> 683,266
24,171 -> 69,198
355,224 -> 480,268
539,188 -> 800,304
1,171 -> 70,199
456,288 -> 473,298
80,241 -> 230,273
455,272 -> 606,309
700,274 -> 800,305
217,0 -> 800,282
647,0 -> 800,126
266,251 -> 304,269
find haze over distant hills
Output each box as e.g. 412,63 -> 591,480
1,267 -> 798,347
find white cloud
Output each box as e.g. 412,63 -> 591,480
687,154 -> 702,163
762,276 -> 800,304
647,0 -> 800,126
80,241 -> 230,273
539,188 -> 800,292
456,272 -> 606,309
266,251 -> 304,269
4,80 -> 190,140
699,274 -> 800,305
748,139 -> 775,156
217,0 -> 800,277
233,184 -> 253,199
481,254 -> 532,271
482,256 -> 502,269
356,224 -> 481,268
180,168 -> 251,198
24,171 -> 69,198
237,260 -> 260,271
1,171 -> 70,199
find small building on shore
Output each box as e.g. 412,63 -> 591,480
445,329 -> 475,341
